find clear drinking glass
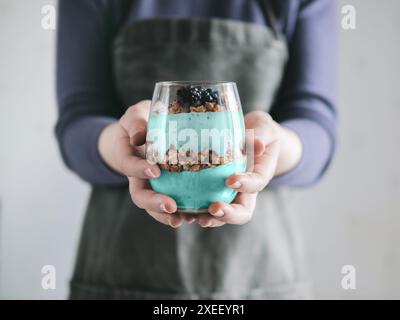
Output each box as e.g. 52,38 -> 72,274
146,81 -> 246,213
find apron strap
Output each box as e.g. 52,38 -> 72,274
257,0 -> 279,39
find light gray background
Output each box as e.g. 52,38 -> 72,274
0,0 -> 399,299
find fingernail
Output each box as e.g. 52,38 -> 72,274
144,168 -> 157,178
211,210 -> 224,217
228,181 -> 241,189
197,220 -> 208,227
160,203 -> 169,213
187,217 -> 195,224
203,221 -> 212,228
170,219 -> 182,228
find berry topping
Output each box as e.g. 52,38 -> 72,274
177,86 -> 220,107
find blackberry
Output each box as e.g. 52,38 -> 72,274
201,88 -> 219,104
176,86 -> 191,107
210,91 -> 219,102
176,85 -> 220,106
189,86 -> 202,105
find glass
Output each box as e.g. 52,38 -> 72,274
146,81 -> 246,214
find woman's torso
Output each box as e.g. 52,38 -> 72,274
69,0 -> 311,300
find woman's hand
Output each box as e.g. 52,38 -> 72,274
196,111 -> 303,228
98,100 -> 191,228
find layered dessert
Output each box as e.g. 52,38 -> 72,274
147,85 -> 246,212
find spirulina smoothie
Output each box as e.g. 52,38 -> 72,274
147,85 -> 246,212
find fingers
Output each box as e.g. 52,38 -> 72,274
207,192 -> 257,225
119,100 -> 151,146
226,140 -> 280,193
129,177 -> 185,228
175,213 -> 224,228
147,210 -> 184,228
182,214 -> 197,224
129,176 -> 223,228
196,214 -> 226,228
129,177 -> 177,213
114,123 -> 161,179
237,111 -> 281,192
116,100 -> 161,178
253,136 -> 265,157
244,111 -> 279,146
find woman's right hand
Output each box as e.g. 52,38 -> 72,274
98,100 -> 193,228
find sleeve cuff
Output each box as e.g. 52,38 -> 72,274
63,116 -> 128,186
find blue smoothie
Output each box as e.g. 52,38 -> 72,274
150,160 -> 246,210
147,110 -> 246,211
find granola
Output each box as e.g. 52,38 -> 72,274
149,146 -> 235,172
169,100 -> 224,114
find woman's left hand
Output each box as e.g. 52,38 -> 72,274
194,110 -> 302,228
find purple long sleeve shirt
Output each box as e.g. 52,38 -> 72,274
56,0 -> 338,187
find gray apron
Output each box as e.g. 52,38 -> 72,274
70,2 -> 311,300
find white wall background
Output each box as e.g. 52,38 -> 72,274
0,0 -> 399,299
0,0 -> 88,299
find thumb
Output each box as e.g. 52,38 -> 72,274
254,136 -> 265,157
